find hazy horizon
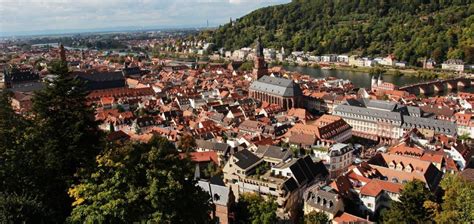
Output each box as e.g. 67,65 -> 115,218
0,0 -> 290,37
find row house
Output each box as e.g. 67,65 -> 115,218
334,98 -> 457,143
87,87 -> 155,104
367,153 -> 443,191
313,143 -> 354,179
304,185 -> 344,220
454,112 -> 474,138
223,149 -> 328,218
286,114 -> 352,150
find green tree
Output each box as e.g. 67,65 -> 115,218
458,133 -> 470,141
68,136 -> 212,223
304,211 -> 329,224
1,60 -> 104,223
369,67 -> 386,77
0,92 -> 48,221
178,134 -> 197,152
464,46 -> 474,64
235,193 -> 278,224
205,0 -> 472,66
28,60 -> 103,222
31,60 -> 103,172
381,180 -> 433,224
434,174 -> 474,223
447,48 -> 464,60
239,61 -> 254,72
0,192 -> 50,223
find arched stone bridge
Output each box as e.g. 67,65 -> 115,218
399,77 -> 473,95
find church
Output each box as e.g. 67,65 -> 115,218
248,37 -> 302,110
371,74 -> 397,94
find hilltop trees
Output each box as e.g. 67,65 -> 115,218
209,0 -> 473,65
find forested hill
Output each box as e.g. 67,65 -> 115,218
206,0 -> 474,65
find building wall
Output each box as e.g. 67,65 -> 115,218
329,128 -> 352,143
249,89 -> 297,110
329,151 -> 353,179
360,194 -> 377,214
303,202 -> 342,220
333,110 -> 404,140
442,64 -> 464,72
457,125 -> 474,138
215,205 -> 229,224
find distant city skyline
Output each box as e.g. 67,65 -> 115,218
0,0 -> 290,36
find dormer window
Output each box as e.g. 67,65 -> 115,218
389,161 -> 396,169
396,162 -> 404,171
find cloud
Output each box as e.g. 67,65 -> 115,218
0,0 -> 289,35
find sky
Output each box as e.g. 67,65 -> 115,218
0,0 -> 290,36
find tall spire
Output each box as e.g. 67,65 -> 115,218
255,36 -> 263,58
59,43 -> 66,62
253,35 -> 267,80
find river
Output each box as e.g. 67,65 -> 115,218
284,66 -> 427,89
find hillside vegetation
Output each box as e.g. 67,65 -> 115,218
206,0 -> 474,65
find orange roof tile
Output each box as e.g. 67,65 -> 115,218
333,212 -> 370,224
179,151 -> 218,164
360,179 -> 403,197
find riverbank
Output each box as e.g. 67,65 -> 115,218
283,66 -> 435,89
277,61 -> 459,80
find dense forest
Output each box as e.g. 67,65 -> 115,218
206,0 -> 474,65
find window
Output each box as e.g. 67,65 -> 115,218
368,203 -> 373,208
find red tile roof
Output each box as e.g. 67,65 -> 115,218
333,212 -> 371,224
179,151 -> 219,164
360,179 -> 403,197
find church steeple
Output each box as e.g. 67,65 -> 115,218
255,36 -> 264,58
253,36 -> 267,80
59,43 -> 66,62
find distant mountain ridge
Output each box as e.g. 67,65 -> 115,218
207,0 -> 473,65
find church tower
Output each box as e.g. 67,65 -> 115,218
371,75 -> 377,90
377,74 -> 383,86
59,43 -> 66,62
252,36 -> 267,80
